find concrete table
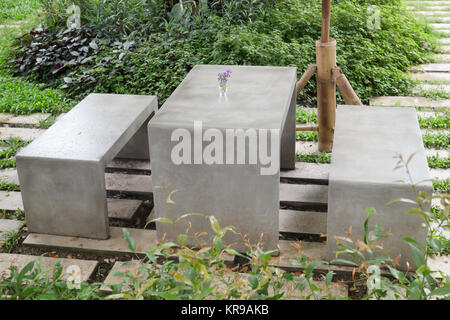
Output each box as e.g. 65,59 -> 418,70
327,105 -> 433,270
17,94 -> 157,239
148,65 -> 297,252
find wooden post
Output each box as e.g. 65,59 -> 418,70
316,0 -> 336,153
333,67 -> 363,106
316,39 -> 336,152
296,64 -> 317,95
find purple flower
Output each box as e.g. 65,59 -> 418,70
218,69 -> 232,83
423,43 -> 428,48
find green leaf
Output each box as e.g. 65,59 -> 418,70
305,260 -> 327,277
330,258 -> 358,267
150,217 -> 174,224
431,286 -> 450,297
403,237 -> 426,252
122,228 -> 136,252
178,234 -> 187,246
248,275 -> 259,289
325,271 -> 334,287
407,242 -> 426,268
224,248 -> 248,259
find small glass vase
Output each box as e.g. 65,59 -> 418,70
218,81 -> 228,97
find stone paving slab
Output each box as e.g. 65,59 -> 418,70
105,173 -> 153,195
429,169 -> 449,180
415,11 -> 450,16
0,253 -> 98,281
296,141 -> 320,154
418,63 -> 450,72
410,72 -> 450,81
440,45 -> 450,53
23,227 -> 158,255
280,162 -> 330,183
370,96 -> 450,108
0,191 -> 141,221
414,84 -> 450,93
434,54 -> 450,62
107,199 -> 142,220
106,159 -> 151,171
279,210 -> 326,235
430,17 -> 450,23
101,260 -> 348,298
0,113 -> 51,127
0,191 -> 23,211
437,38 -> 450,44
0,219 -> 24,245
0,168 -> 19,185
279,183 -> 328,205
0,127 -> 44,141
430,23 -> 450,29
408,1 -> 450,5
426,148 -> 449,158
429,255 -> 450,277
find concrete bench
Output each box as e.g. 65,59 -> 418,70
16,94 -> 157,239
327,105 -> 433,270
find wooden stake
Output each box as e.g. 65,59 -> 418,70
321,0 -> 331,43
333,67 -> 363,106
296,125 -> 319,132
316,39 -> 336,153
296,64 -> 317,95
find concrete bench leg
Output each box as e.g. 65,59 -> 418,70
16,157 -> 109,239
280,89 -> 296,170
116,117 -> 152,160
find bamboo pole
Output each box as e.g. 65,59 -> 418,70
316,40 -> 336,152
321,0 -> 331,43
296,125 -> 319,132
316,0 -> 336,152
296,64 -> 317,95
333,67 -> 363,106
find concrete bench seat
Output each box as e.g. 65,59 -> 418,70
327,106 -> 433,270
16,94 -> 157,239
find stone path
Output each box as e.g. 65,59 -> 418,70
0,253 -> 97,281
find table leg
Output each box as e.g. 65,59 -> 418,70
280,88 -> 296,170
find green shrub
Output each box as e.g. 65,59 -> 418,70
7,0 -> 436,106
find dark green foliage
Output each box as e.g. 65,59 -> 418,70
8,0 -> 435,106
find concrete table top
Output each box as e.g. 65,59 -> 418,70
151,65 -> 297,130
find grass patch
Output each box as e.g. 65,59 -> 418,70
423,132 -> 450,149
0,138 -> 29,169
428,154 -> 450,169
433,179 -> 449,194
418,114 -> 450,129
0,0 -> 41,24
296,106 -> 318,124
296,131 -> 318,142
0,75 -> 74,114
0,182 -> 20,192
296,152 -> 331,164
